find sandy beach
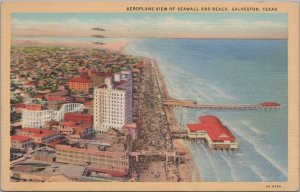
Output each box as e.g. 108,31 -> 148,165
152,60 -> 201,182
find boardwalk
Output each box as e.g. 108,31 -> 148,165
171,131 -> 189,139
129,151 -> 184,162
164,99 -> 280,110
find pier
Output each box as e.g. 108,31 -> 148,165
171,131 -> 238,153
164,99 -> 280,110
151,59 -> 281,111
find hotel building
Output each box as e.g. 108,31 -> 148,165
93,71 -> 133,133
55,144 -> 129,177
68,77 -> 92,93
186,115 -> 238,150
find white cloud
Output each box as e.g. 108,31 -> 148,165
12,16 -> 287,39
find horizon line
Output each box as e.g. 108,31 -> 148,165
12,36 -> 288,40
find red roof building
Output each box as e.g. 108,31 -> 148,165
71,124 -> 93,140
13,104 -> 26,109
24,81 -> 37,88
73,96 -> 87,103
68,77 -> 92,83
47,96 -> 72,103
57,121 -> 93,139
16,128 -> 61,144
64,112 -> 93,123
68,77 -> 92,93
84,100 -> 93,109
11,135 -> 32,142
11,135 -> 33,150
25,104 -> 42,111
186,115 -> 238,150
47,139 -> 65,148
35,94 -> 46,99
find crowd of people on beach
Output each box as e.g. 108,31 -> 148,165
129,59 -> 182,181
136,60 -> 173,152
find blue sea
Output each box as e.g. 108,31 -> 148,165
124,39 -> 288,182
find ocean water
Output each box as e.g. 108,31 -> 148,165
124,39 -> 288,182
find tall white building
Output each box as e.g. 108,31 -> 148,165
93,71 -> 133,133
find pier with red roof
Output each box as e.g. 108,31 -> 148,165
186,115 -> 238,150
172,115 -> 238,151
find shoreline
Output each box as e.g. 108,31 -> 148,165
151,59 -> 201,182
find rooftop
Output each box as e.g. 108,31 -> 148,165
98,84 -> 107,89
13,103 -> 26,108
24,81 -> 37,86
187,115 -> 236,142
34,149 -> 56,157
114,80 -> 127,88
20,128 -> 59,138
123,123 -> 137,129
84,100 -> 93,107
68,77 -> 91,83
56,144 -> 124,156
64,112 -> 93,117
63,121 -> 78,127
87,167 -> 127,177
46,90 -> 68,97
73,125 -> 92,135
11,135 -> 32,142
48,139 -> 65,147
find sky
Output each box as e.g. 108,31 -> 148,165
12,13 -> 288,39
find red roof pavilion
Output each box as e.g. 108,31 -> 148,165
260,102 -> 280,107
187,115 -> 236,142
